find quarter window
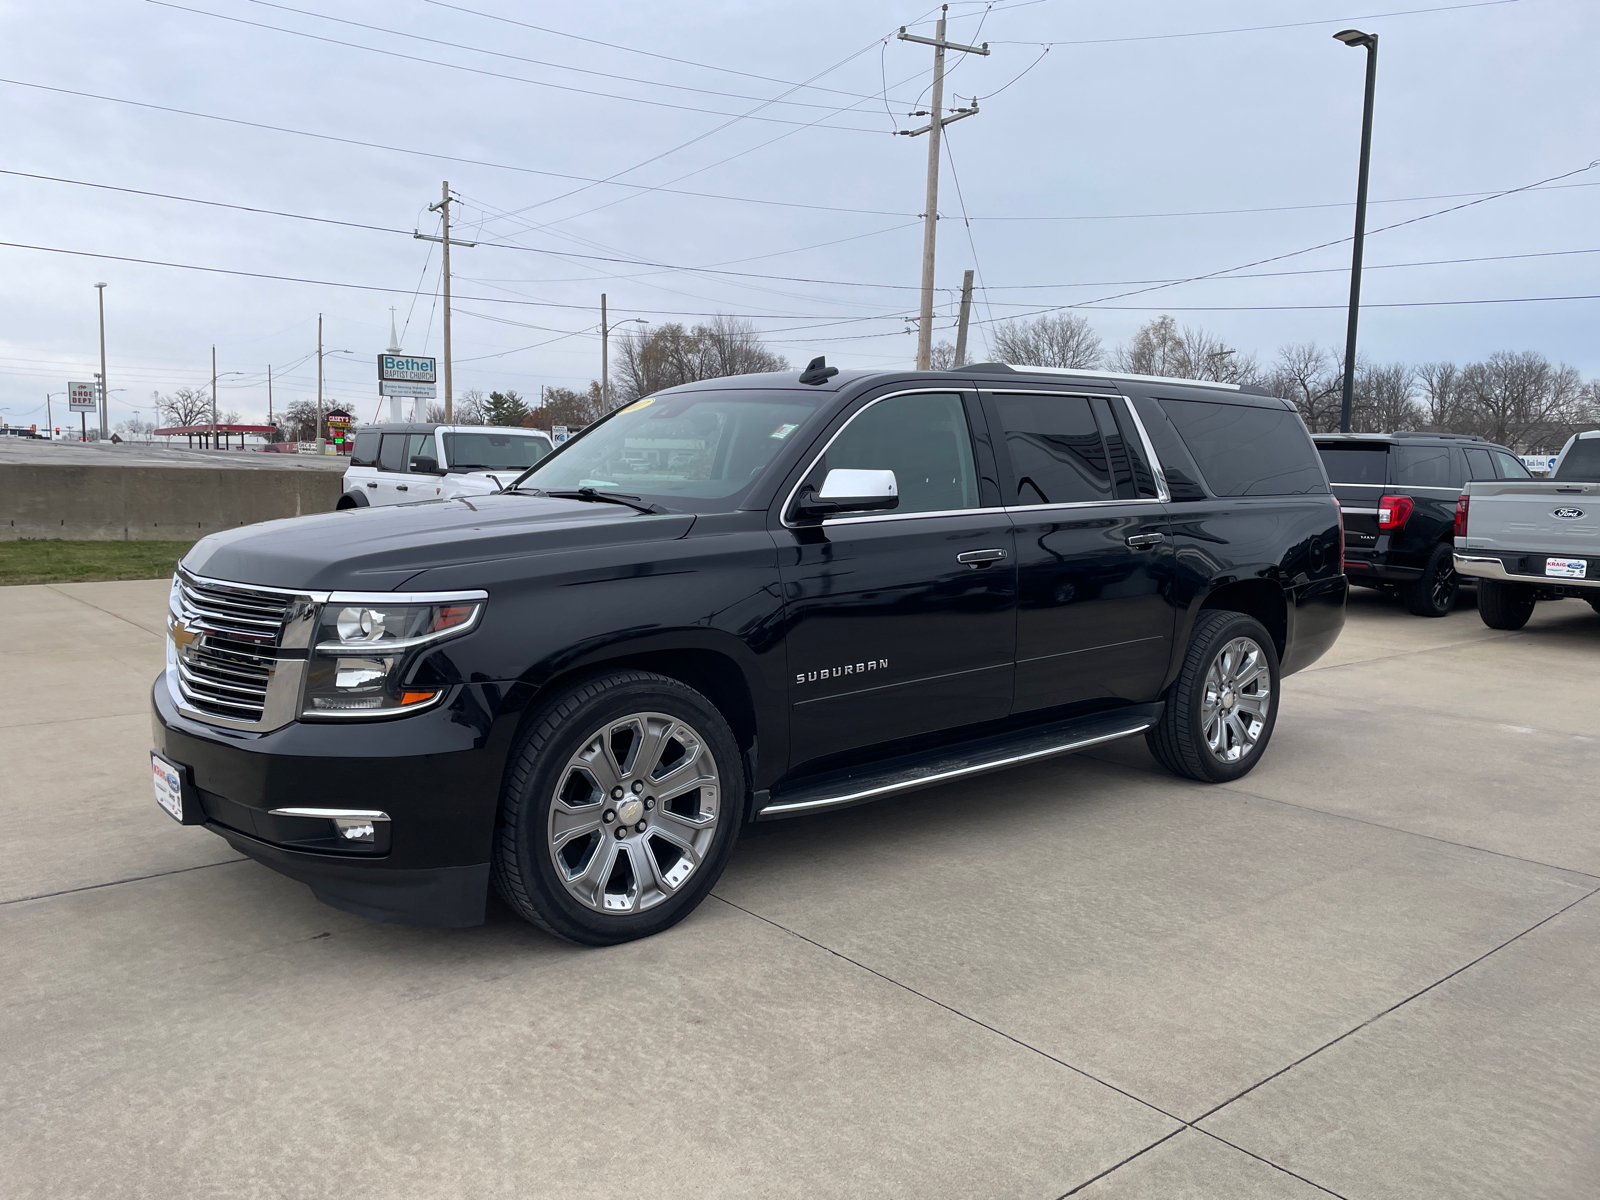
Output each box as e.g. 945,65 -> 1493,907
1392,444 -> 1454,488
810,392 -> 979,515
349,430 -> 379,467
1159,398 -> 1327,497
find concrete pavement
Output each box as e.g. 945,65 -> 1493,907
2,581 -> 1596,1198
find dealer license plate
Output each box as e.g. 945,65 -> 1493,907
1545,558 -> 1587,579
152,752 -> 185,823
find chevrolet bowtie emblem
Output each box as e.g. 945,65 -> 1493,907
170,619 -> 199,649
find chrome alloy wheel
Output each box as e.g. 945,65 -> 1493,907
547,712 -> 720,914
1201,637 -> 1271,764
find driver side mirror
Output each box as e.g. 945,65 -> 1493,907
792,468 -> 899,523
408,455 -> 444,475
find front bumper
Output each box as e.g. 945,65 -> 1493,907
152,672 -> 515,927
1454,552 -> 1600,592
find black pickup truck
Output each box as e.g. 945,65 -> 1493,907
151,362 -> 1346,944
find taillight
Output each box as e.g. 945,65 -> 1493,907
1455,494 -> 1469,538
1377,494 -> 1414,530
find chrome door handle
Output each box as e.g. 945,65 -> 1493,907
957,548 -> 1007,568
1126,533 -> 1165,548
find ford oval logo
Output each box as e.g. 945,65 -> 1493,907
1552,507 -> 1585,520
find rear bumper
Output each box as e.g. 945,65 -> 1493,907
1281,574 -> 1348,676
1454,553 -> 1600,592
152,673 -> 513,927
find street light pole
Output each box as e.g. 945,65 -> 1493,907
1335,29 -> 1379,434
211,344 -> 219,450
317,314 -> 325,454
94,282 -> 108,439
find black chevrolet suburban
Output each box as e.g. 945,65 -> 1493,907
1315,431 -> 1532,616
152,362 -> 1346,944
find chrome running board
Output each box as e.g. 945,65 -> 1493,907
756,704 -> 1162,820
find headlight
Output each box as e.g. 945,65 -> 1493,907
300,593 -> 485,718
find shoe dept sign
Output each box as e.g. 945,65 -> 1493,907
378,354 -> 438,400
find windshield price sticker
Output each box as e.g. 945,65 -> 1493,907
770,423 -> 799,439
1545,558 -> 1587,579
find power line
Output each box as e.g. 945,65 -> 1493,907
991,0 -> 1520,47
0,78 -> 920,217
242,0 -> 916,114
423,0 -> 917,105
148,2 -> 893,133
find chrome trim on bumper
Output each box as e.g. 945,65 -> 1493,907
1453,553 -> 1600,590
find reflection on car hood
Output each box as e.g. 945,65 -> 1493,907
183,493 -> 696,592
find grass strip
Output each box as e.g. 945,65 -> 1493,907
0,539 -> 194,585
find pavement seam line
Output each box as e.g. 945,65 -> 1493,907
1,857 -> 249,906
713,894 -> 1356,1200
1218,783 -> 1600,882
1189,883 -> 1600,1127
1188,1128 -> 1354,1199
1077,749 -> 1600,883
43,583 -> 166,640
1297,629 -> 1517,675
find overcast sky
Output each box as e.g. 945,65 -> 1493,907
2,0 -> 1596,430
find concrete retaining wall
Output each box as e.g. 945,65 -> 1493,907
1,463 -> 343,541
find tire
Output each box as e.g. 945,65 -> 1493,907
492,670 -> 743,945
1403,542 -> 1459,617
1147,610 -> 1281,784
1476,578 -> 1537,631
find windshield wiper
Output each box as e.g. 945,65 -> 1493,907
532,487 -> 669,515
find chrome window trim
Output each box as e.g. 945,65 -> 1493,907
779,386 -> 981,530
983,388 -> 1170,509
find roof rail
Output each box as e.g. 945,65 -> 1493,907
1389,431 -> 1487,441
952,362 -> 1243,392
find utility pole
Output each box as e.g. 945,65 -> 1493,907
416,181 -> 476,422
316,314 -> 325,453
600,293 -> 609,409
267,364 -> 273,423
897,7 -> 987,370
211,345 -> 218,450
953,269 -> 975,367
94,283 -> 109,439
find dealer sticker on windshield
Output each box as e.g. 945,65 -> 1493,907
1545,558 -> 1587,579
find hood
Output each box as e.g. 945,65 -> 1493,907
183,493 -> 696,592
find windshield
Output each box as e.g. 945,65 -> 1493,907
511,389 -> 826,509
1555,436 -> 1600,482
444,430 -> 552,470
1317,446 -> 1389,485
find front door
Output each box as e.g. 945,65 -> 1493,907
776,390 -> 1017,770
986,390 -> 1175,714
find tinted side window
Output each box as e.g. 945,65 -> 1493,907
405,433 -> 432,469
1158,398 -> 1328,497
1493,450 -> 1532,479
1463,447 -> 1496,481
1105,399 -> 1160,499
1128,395 -> 1207,501
1392,444 -> 1453,488
1554,438 -> 1600,483
350,430 -> 379,467
993,395 -> 1112,504
378,433 -> 409,472
1318,446 -> 1389,485
814,392 -> 978,515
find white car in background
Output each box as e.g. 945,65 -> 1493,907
337,423 -> 554,509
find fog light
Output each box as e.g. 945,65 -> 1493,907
334,818 -> 376,842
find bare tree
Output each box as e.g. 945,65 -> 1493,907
929,341 -> 958,371
276,400 -> 320,442
1266,343 -> 1342,432
1415,362 -> 1464,430
1111,315 -> 1257,383
534,382 -> 607,429
155,387 -> 212,427
1457,351 -> 1586,451
1352,362 -> 1418,433
612,317 -> 789,403
992,313 -> 1103,369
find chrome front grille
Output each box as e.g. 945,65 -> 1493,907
172,574 -> 296,725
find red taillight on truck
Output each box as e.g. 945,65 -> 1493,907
1377,494 -> 1414,530
1455,493 -> 1469,538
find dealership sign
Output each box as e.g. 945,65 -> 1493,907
68,381 -> 97,412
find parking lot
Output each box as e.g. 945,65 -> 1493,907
3,580 -> 1596,1198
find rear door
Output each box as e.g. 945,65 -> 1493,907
374,432 -> 431,504
1315,441 -> 1390,561
986,389 -> 1174,713
775,389 -> 1016,768
344,429 -> 382,501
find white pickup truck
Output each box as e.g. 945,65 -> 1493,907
1455,430 -> 1600,629
337,423 -> 553,510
